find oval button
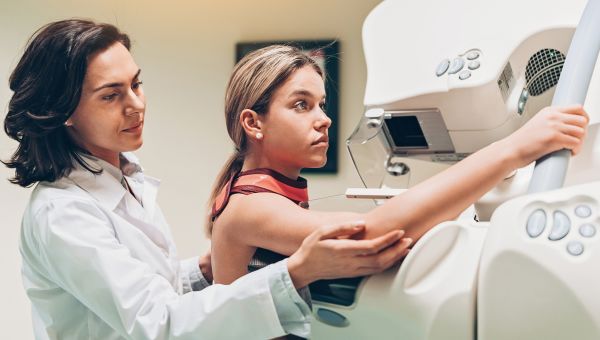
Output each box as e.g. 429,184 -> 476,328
549,210 -> 571,241
575,205 -> 592,218
466,51 -> 480,60
448,58 -> 465,74
526,209 -> 546,238
567,241 -> 584,256
579,223 -> 596,238
436,59 -> 450,76
468,60 -> 480,70
316,308 -> 349,328
459,70 -> 471,80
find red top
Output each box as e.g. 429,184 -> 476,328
211,168 -> 309,221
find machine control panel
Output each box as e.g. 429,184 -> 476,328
435,48 -> 481,80
525,203 -> 597,256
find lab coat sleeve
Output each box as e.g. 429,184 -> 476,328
179,256 -> 211,292
31,198 -> 311,339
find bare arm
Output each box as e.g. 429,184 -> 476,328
364,105 -> 589,240
218,105 -> 588,256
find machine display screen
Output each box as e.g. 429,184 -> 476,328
384,115 -> 428,148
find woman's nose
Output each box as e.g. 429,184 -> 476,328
124,89 -> 145,116
315,112 -> 332,130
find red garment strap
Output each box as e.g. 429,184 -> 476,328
211,168 -> 309,221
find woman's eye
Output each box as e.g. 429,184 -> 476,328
319,102 -> 327,112
132,80 -> 143,90
102,93 -> 118,102
294,101 -> 308,111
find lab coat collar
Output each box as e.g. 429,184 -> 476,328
66,152 -> 160,214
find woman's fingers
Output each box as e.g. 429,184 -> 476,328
340,230 -> 405,256
351,238 -> 413,275
558,104 -> 587,117
560,112 -> 589,128
317,220 -> 366,241
560,123 -> 587,140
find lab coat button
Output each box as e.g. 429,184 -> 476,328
459,70 -> 471,80
567,241 -> 584,256
436,59 -> 450,76
548,210 -> 571,241
526,209 -> 546,238
448,58 -> 464,74
579,223 -> 596,238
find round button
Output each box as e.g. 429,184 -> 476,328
567,241 -> 584,256
466,51 -> 480,60
579,223 -> 596,237
459,70 -> 471,80
468,61 -> 480,70
448,58 -> 465,74
575,205 -> 592,218
436,59 -> 450,77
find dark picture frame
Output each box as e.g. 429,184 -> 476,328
236,40 -> 340,174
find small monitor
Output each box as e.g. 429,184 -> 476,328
384,115 -> 428,148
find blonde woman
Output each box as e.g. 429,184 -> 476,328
208,45 -> 588,294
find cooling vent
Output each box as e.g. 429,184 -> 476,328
525,49 -> 566,96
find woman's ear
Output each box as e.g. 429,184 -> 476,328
240,109 -> 264,141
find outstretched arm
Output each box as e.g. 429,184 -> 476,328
364,105 -> 589,240
222,105 -> 588,255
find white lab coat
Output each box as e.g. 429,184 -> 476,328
19,153 -> 311,339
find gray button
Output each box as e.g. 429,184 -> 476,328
468,61 -> 480,70
567,241 -> 584,256
526,209 -> 546,238
448,58 -> 465,74
466,51 -> 480,60
575,205 -> 592,218
459,70 -> 471,80
316,308 -> 349,327
549,210 -> 571,241
579,223 -> 596,237
436,59 -> 450,76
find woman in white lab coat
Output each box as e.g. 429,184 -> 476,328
2,19 -> 410,339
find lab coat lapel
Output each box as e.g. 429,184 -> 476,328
68,155 -> 171,255
141,175 -> 160,218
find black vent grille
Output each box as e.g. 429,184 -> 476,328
525,49 -> 566,96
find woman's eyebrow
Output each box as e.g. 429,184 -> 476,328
92,69 -> 142,92
288,89 -> 326,100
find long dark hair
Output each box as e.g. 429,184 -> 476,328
2,19 -> 130,187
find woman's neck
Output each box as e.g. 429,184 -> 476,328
242,156 -> 301,179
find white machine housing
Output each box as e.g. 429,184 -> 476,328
310,0 -> 600,339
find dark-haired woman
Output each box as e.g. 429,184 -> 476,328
3,19 -> 410,339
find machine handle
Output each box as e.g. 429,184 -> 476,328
528,0 -> 600,193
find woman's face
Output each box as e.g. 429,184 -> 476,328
67,42 -> 145,166
260,65 -> 331,174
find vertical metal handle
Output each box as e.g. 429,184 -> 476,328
528,0 -> 600,193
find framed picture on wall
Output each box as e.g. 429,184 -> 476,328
236,40 -> 340,174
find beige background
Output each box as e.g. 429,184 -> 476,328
0,0 -> 381,337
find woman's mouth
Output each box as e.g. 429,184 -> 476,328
123,121 -> 143,133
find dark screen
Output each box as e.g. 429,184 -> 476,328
385,116 -> 428,148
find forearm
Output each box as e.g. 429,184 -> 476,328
364,139 -> 518,240
269,211 -> 364,255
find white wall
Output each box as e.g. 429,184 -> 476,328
0,0 -> 381,337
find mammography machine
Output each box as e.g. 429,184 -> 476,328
309,0 -> 600,338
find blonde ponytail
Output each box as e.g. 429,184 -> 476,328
205,44 -> 322,236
